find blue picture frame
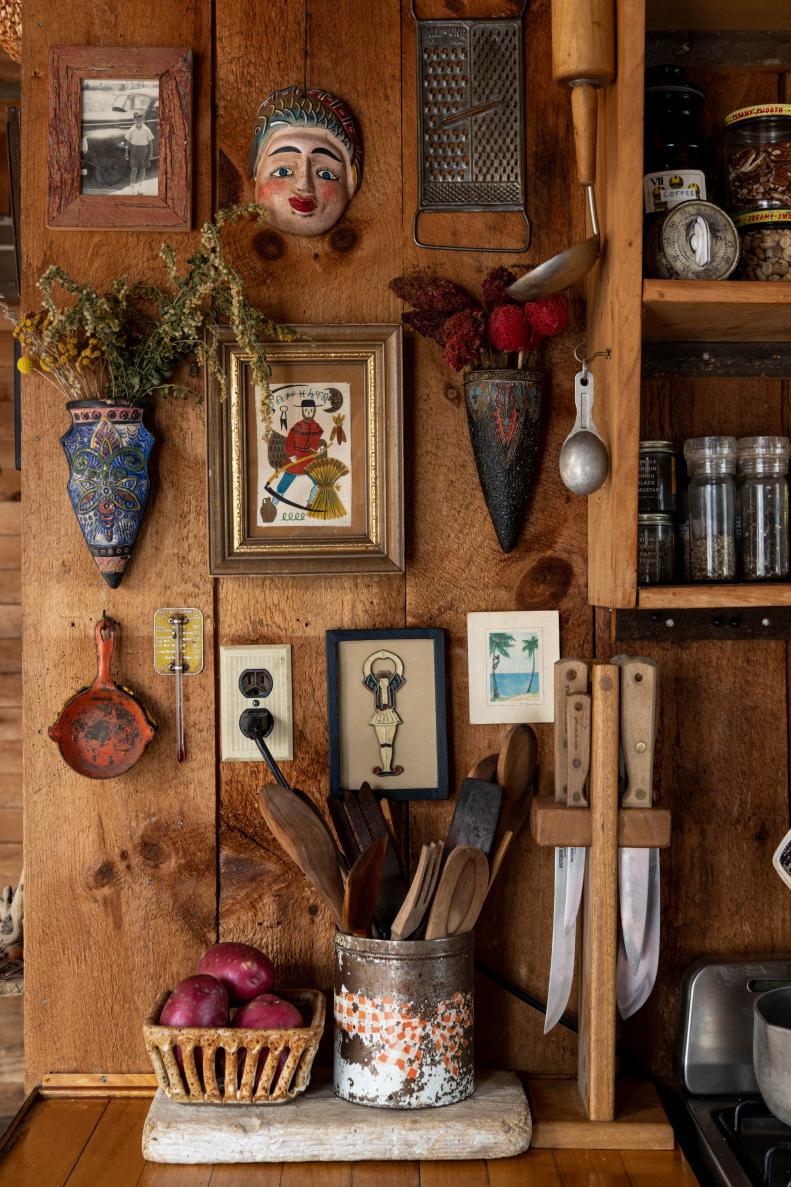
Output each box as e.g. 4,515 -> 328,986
326,628 -> 449,801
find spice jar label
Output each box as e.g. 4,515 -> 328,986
644,169 -> 707,214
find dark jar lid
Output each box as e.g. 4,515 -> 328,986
645,64 -> 704,101
640,440 -> 676,454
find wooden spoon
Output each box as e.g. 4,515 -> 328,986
390,842 -> 443,941
425,845 -> 489,940
257,784 -> 345,929
489,724 -> 538,885
342,836 -> 387,937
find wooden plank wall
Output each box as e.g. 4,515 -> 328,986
18,0 -> 791,1090
22,1 -> 217,1085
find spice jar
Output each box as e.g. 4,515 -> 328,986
638,514 -> 675,585
644,66 -> 710,217
683,437 -> 738,582
638,441 -> 677,514
737,436 -> 790,580
726,104 -> 791,212
734,209 -> 791,280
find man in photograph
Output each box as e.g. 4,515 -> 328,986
125,109 -> 154,194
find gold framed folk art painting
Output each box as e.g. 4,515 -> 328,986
207,325 -> 403,575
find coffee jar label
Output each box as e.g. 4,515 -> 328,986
644,170 -> 707,213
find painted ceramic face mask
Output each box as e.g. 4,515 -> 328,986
249,87 -> 363,237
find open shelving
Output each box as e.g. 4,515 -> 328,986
586,0 -> 791,618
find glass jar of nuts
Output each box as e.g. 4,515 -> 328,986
726,104 -> 791,212
734,210 -> 791,280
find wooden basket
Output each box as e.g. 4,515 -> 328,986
144,988 -> 325,1105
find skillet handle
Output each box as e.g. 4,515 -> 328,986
93,618 -> 116,690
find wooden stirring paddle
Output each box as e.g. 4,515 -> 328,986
425,845 -> 489,940
257,783 -> 345,929
390,842 -> 443,940
489,724 -> 538,886
342,836 -> 387,937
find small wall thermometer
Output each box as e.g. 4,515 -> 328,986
153,608 -> 204,763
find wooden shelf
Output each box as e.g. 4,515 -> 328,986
638,584 -> 791,609
647,1 -> 791,32
643,281 -> 791,344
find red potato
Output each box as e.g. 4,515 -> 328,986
160,974 -> 229,1027
197,942 -> 275,1006
159,974 -> 229,1089
234,993 -> 304,1092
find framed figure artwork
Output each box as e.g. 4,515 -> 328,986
48,46 -> 192,230
467,610 -> 560,724
207,325 -> 403,575
326,629 -> 449,801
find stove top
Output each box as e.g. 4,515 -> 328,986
682,1094 -> 791,1187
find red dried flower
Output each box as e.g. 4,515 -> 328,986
402,310 -> 448,344
442,309 -> 485,372
481,266 -> 517,306
488,304 -> 533,352
524,294 -> 569,338
389,272 -> 475,314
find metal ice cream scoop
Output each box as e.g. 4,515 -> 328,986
559,365 -> 609,496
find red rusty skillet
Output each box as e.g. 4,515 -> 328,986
49,618 -> 156,778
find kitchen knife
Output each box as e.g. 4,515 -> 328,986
545,658 -> 589,1035
616,840 -> 660,1019
615,655 -> 658,973
563,691 -> 591,931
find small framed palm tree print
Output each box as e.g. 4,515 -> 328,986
466,611 -> 560,724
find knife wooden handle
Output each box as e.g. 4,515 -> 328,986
554,659 -> 589,804
566,692 -> 591,807
618,658 -> 658,808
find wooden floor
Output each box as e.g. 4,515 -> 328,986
0,1095 -> 701,1186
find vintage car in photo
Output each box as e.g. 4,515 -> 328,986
80,87 -> 160,188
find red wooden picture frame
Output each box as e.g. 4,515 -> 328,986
48,46 -> 192,230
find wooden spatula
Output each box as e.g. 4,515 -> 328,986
444,779 -> 503,857
489,724 -> 538,885
342,836 -> 387,937
425,845 -> 490,940
257,783 -> 345,929
390,842 -> 444,940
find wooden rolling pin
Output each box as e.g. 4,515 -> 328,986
551,0 -> 615,189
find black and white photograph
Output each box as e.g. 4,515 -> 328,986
79,78 -> 160,196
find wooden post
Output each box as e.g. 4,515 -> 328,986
578,662 -> 619,1120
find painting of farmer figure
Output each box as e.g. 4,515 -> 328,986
271,399 -> 326,506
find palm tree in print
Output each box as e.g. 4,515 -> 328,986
522,633 -> 540,694
488,632 -> 515,700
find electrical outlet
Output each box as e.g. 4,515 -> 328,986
220,645 -> 293,762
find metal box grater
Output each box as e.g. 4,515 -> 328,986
413,10 -> 528,251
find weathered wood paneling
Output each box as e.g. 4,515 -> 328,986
22,0 -> 217,1084
214,0 -> 405,990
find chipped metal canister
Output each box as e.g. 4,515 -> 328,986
333,931 -> 474,1109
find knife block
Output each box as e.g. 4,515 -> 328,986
526,662 -> 674,1149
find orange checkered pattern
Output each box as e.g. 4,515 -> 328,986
334,990 -> 472,1080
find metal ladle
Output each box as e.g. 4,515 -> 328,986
507,183 -> 600,302
559,351 -> 610,496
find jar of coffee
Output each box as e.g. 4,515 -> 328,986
644,66 -> 710,218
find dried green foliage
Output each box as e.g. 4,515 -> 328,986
3,204 -> 292,436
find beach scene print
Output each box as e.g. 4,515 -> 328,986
486,627 -> 542,705
255,381 -> 352,528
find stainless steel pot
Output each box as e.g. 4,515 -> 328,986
754,986 -> 791,1124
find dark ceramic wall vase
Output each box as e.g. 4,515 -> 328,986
463,369 -> 543,553
61,400 -> 155,588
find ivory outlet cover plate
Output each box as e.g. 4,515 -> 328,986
220,645 -> 293,762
